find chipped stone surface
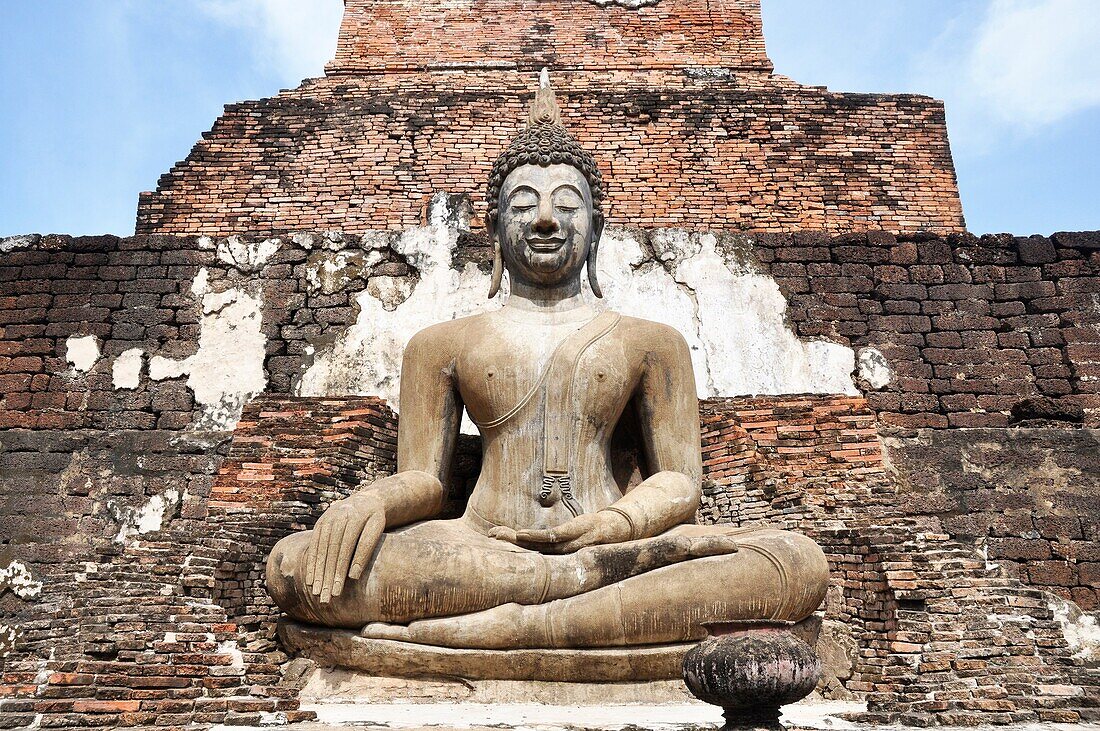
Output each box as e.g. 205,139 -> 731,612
112,348 -> 144,390
64,334 -> 100,373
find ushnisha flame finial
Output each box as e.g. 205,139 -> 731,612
487,69 -> 604,223
486,69 -> 607,299
528,68 -> 562,127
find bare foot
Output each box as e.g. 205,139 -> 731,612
361,603 -> 543,649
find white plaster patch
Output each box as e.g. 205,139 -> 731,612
367,275 -> 415,312
298,219 -> 861,409
216,640 -> 246,673
112,348 -> 144,390
110,488 -> 181,545
191,266 -> 210,297
258,711 -> 288,726
217,236 -> 280,272
0,234 -> 37,253
304,248 -> 385,295
149,280 -> 267,430
857,347 -> 893,389
0,624 -> 18,658
1051,597 -> 1100,660
65,335 -> 100,373
297,215 -> 495,410
600,229 -> 858,397
0,561 -> 43,599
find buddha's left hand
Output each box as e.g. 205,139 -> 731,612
504,511 -> 633,554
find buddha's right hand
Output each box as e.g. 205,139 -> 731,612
304,493 -> 386,603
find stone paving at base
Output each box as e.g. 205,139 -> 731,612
217,698 -> 863,730
213,699 -> 1100,731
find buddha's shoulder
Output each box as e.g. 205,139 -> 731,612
611,313 -> 691,350
406,312 -> 489,347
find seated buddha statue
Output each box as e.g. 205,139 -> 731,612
266,74 -> 829,650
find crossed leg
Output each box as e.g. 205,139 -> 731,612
267,519 -> 828,648
361,525 -> 828,648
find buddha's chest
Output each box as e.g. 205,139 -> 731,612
455,327 -> 639,431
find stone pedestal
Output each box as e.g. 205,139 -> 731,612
279,619 -> 693,682
682,621 -> 822,730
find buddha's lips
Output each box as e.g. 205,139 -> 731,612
527,236 -> 567,251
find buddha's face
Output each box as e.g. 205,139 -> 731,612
495,163 -> 600,288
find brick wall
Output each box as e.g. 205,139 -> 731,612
3,231 -> 1096,434
2,230 -> 1098,727
749,230 -> 1100,428
699,397 -> 1097,724
0,397 -> 399,729
331,0 -> 771,73
136,71 -> 963,236
884,428 -> 1100,611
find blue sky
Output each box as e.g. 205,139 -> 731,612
1,0 -> 1097,237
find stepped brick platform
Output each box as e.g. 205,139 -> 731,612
2,0 -> 1097,725
136,0 -> 964,237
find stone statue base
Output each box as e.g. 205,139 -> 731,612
279,620 -> 693,682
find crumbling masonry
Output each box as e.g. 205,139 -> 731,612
2,0 -> 1098,727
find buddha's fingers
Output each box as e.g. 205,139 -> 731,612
516,514 -> 598,546
514,528 -> 559,544
310,523 -> 329,595
488,526 -> 518,544
331,518 -> 361,599
320,519 -> 349,603
348,513 -> 385,582
303,531 -> 318,590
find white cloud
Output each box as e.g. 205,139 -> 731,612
197,0 -> 343,81
915,0 -> 1100,148
968,0 -> 1100,127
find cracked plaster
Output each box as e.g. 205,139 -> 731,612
149,276 -> 267,430
216,235 -> 280,273
297,214 -> 860,414
109,488 -> 182,545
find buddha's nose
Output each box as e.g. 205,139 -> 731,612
533,202 -> 558,235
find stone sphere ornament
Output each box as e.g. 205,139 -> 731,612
682,621 -> 822,730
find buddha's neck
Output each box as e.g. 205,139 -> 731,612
504,279 -> 591,318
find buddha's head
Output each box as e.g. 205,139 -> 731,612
486,71 -> 605,298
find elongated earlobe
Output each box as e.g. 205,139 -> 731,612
488,213 -> 503,299
587,212 -> 605,298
